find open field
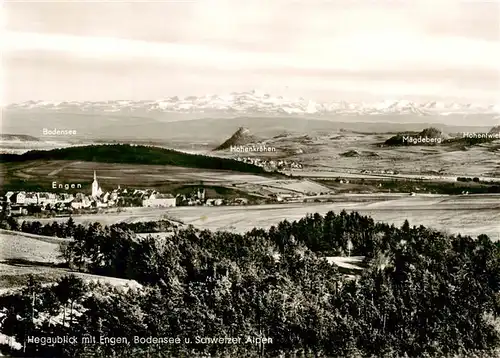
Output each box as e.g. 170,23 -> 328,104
0,160 -> 331,196
2,160 -> 274,185
315,179 -> 500,197
24,194 -> 500,239
0,229 -> 65,263
166,195 -> 500,238
297,170 -> 500,183
0,262 -> 142,293
0,138 -> 81,155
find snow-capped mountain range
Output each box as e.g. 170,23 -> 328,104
5,90 -> 500,116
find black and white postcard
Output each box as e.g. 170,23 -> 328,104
1,1 -> 499,357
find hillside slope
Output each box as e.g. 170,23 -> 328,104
0,144 -> 267,174
489,125 -> 500,134
214,127 -> 259,150
384,127 -> 448,146
0,229 -> 64,263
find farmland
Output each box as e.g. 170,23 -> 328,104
0,160 -> 330,197
24,194 -> 500,239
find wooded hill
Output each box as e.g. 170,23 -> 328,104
384,126 -> 499,147
0,144 -> 268,174
1,210 -> 499,357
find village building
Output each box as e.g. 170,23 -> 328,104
71,198 -> 91,209
9,192 -> 26,205
142,193 -> 176,207
4,192 -> 14,202
206,198 -> 224,206
232,198 -> 249,205
71,193 -> 92,209
10,191 -> 39,205
58,193 -> 75,203
25,193 -> 38,205
37,192 -> 58,205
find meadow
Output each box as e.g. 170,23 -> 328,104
0,229 -> 141,293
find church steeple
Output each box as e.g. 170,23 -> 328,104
91,170 -> 102,198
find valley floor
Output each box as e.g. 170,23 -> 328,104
23,194 -> 500,239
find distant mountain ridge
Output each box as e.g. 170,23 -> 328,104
6,90 -> 500,117
0,134 -> 40,142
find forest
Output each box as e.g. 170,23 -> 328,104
0,210 -> 499,357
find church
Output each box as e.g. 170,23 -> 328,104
91,171 -> 103,198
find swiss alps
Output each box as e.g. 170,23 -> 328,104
6,90 -> 500,117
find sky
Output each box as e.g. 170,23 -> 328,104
2,0 -> 500,104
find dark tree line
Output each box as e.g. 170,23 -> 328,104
1,211 -> 499,357
10,218 -> 178,238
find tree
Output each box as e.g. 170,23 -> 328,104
53,275 -> 86,327
65,217 -> 76,237
7,213 -> 499,357
58,241 -> 74,266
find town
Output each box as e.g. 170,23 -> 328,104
234,156 -> 303,171
0,171 -> 252,217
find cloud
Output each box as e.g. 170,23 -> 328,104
4,30 -> 499,72
4,49 -> 498,104
3,0 -> 499,102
